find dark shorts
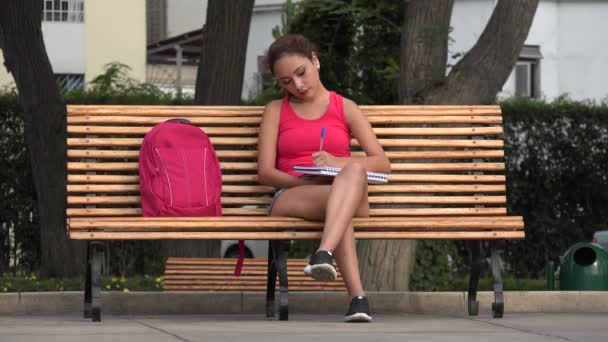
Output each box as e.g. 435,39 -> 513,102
268,188 -> 287,216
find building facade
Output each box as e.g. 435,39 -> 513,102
2,0 -> 607,102
0,0 -> 146,90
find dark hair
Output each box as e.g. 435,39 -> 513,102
265,34 -> 319,75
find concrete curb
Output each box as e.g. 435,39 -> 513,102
1,291 -> 607,316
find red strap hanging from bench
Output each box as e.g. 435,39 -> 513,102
233,239 -> 245,276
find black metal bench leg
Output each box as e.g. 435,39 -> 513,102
490,241 -> 504,318
271,240 -> 291,321
90,241 -> 104,322
467,240 -> 481,316
84,242 -> 92,319
266,241 -> 277,319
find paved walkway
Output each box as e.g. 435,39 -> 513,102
1,313 -> 607,341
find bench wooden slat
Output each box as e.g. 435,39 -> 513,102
163,280 -> 345,286
67,162 -> 505,172
67,173 -> 506,184
166,258 -> 307,266
67,137 -> 505,148
69,230 -> 525,240
66,207 -> 508,217
67,105 -> 502,116
162,285 -> 345,291
67,149 -> 505,160
66,184 -> 506,194
69,215 -> 522,223
67,218 -> 523,230
67,125 -> 503,136
67,195 -> 507,205
67,115 -> 502,125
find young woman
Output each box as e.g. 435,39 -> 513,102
257,34 -> 391,323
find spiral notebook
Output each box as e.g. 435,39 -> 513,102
294,166 -> 388,184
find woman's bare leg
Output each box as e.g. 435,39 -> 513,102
269,163 -> 369,298
318,162 -> 367,252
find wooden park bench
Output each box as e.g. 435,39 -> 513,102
162,257 -> 347,292
65,104 -> 524,322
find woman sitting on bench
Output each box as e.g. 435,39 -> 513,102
257,34 -> 391,323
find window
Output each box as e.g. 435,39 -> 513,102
43,0 -> 84,23
514,45 -> 542,98
56,73 -> 85,91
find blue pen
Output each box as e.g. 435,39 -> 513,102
319,127 -> 326,151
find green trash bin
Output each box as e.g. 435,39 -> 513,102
559,242 -> 608,290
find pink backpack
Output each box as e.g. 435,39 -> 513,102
139,119 -> 222,217
139,119 -> 245,276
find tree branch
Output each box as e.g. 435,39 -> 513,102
423,0 -> 540,104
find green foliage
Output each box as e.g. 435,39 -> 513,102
502,96 -> 608,277
0,274 -> 163,292
289,240 -> 320,258
0,91 -> 40,275
410,240 -> 464,291
286,0 -> 359,99
254,0 -> 403,105
0,64 -> 191,277
65,62 -> 192,105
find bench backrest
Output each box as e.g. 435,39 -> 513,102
66,105 -> 508,219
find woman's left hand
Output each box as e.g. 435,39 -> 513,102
312,151 -> 338,167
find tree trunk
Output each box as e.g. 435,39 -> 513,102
421,0 -> 540,104
163,0 -> 255,259
357,239 -> 417,291
358,0 -> 539,291
0,0 -> 85,277
194,0 -> 255,104
400,0 -> 454,104
359,0 -> 454,291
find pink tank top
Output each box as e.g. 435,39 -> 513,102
276,91 -> 351,177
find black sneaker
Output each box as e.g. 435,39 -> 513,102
303,250 -> 337,281
344,296 -> 372,323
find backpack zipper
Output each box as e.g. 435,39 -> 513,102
203,147 -> 209,206
155,147 -> 173,206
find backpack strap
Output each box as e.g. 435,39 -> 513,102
233,239 -> 245,277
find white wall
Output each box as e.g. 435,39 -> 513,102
242,6 -> 283,99
41,22 -> 86,74
166,0 -> 206,37
557,1 -> 608,101
0,53 -> 14,88
0,22 -> 85,87
503,1 -> 560,100
451,0 -> 608,101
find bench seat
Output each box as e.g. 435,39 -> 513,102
68,216 -> 523,240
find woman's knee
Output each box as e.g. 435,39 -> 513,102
339,162 -> 367,186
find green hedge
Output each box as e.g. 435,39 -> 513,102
411,97 -> 608,290
502,97 -> 608,277
2,88 -> 607,279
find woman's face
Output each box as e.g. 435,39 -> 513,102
273,53 -> 320,101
